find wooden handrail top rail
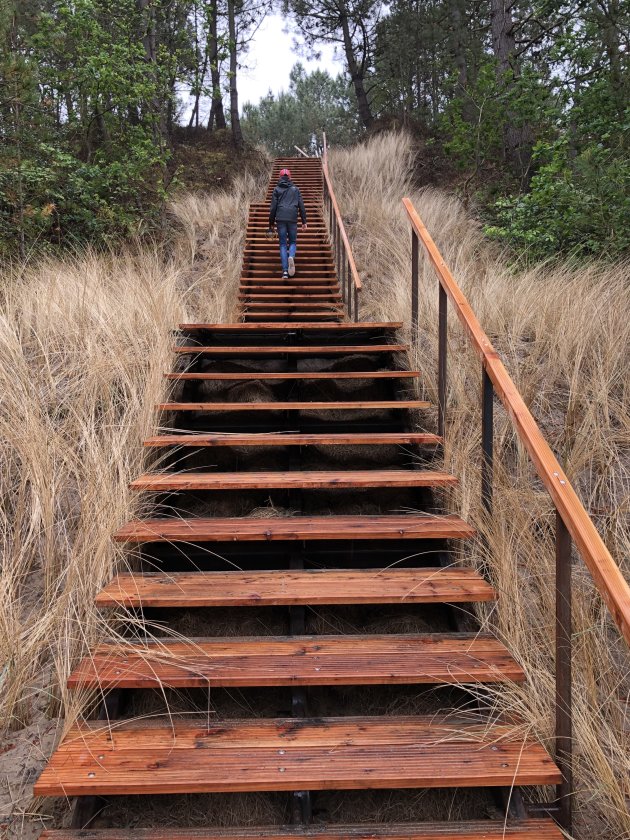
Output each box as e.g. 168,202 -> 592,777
403,196 -> 630,647
322,137 -> 362,293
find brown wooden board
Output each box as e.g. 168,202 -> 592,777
238,295 -> 343,300
178,323 -> 403,330
67,633 -> 525,689
242,301 -> 341,312
34,715 -> 561,796
158,401 -> 430,412
38,819 -> 566,840
165,372 -> 421,382
130,469 -> 457,492
113,514 -> 475,543
95,568 -> 495,608
239,314 -> 343,318
173,345 -> 407,355
143,431 -> 437,446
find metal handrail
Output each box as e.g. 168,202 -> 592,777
321,133 -> 362,321
403,195 -> 630,835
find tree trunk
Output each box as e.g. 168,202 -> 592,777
490,0 -> 531,175
449,0 -> 474,122
188,1 -> 201,129
598,0 -> 626,120
137,0 -> 167,145
189,53 -> 209,128
227,0 -> 243,146
339,5 -> 374,129
208,1 -> 226,130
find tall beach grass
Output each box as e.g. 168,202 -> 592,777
330,131 -> 630,839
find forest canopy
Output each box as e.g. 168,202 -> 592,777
1,0 -> 628,258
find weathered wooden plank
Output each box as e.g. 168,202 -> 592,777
238,295 -> 343,301
130,469 -> 457,492
241,316 -> 344,323
67,633 -> 525,689
39,819 -> 566,840
157,400 -> 430,412
143,431 -> 436,446
242,301 -> 343,312
34,715 -> 561,796
95,567 -> 494,608
178,322 -> 403,330
241,313 -> 343,321
113,514 -> 475,543
173,345 -> 407,355
164,372 -> 421,382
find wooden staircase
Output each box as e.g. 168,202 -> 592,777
35,158 -> 564,839
241,158 -> 342,322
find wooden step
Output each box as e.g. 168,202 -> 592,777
244,245 -> 330,251
244,272 -> 337,278
179,322 -> 403,330
34,714 -> 561,796
238,295 -> 343,301
174,344 -> 407,356
239,286 -> 339,292
242,313 -> 343,322
165,372 -> 420,382
245,242 -> 330,248
113,514 -> 475,543
67,633 -> 525,689
243,264 -> 336,271
242,313 -> 344,322
131,469 -> 457,492
37,818 -> 567,840
95,567 -> 495,608
244,263 -> 335,271
157,400 -> 430,412
144,431 -> 436,446
242,303 -> 343,310
240,280 -> 339,289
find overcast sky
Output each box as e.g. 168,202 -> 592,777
238,14 -> 345,108
180,12 -> 345,122
238,13 -> 343,110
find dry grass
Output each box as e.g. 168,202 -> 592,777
2,132 -> 627,838
330,131 -> 630,839
0,163 -> 269,835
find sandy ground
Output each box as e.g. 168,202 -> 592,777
0,717 -> 67,838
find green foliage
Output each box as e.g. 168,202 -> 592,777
242,64 -> 360,156
485,137 -> 630,259
0,0 -> 179,253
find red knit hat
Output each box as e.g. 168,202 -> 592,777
279,168 -> 291,178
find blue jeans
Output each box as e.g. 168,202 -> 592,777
276,221 -> 297,272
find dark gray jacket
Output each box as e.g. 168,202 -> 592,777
269,176 -> 307,226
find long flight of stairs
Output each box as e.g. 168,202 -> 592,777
36,158 -> 564,840
241,158 -> 341,322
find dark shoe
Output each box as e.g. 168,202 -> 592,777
288,256 -> 295,277
282,271 -> 289,279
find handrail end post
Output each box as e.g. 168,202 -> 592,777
481,366 -> 493,514
437,284 -> 447,438
411,228 -> 419,339
555,511 -> 573,836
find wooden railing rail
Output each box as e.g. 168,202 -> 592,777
322,133 -> 362,321
403,196 -> 630,835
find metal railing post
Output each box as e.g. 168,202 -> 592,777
438,284 -> 447,437
347,259 -> 352,319
555,512 -> 573,835
481,367 -> 493,513
354,287 -> 359,322
411,229 -> 419,335
336,222 -> 342,280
